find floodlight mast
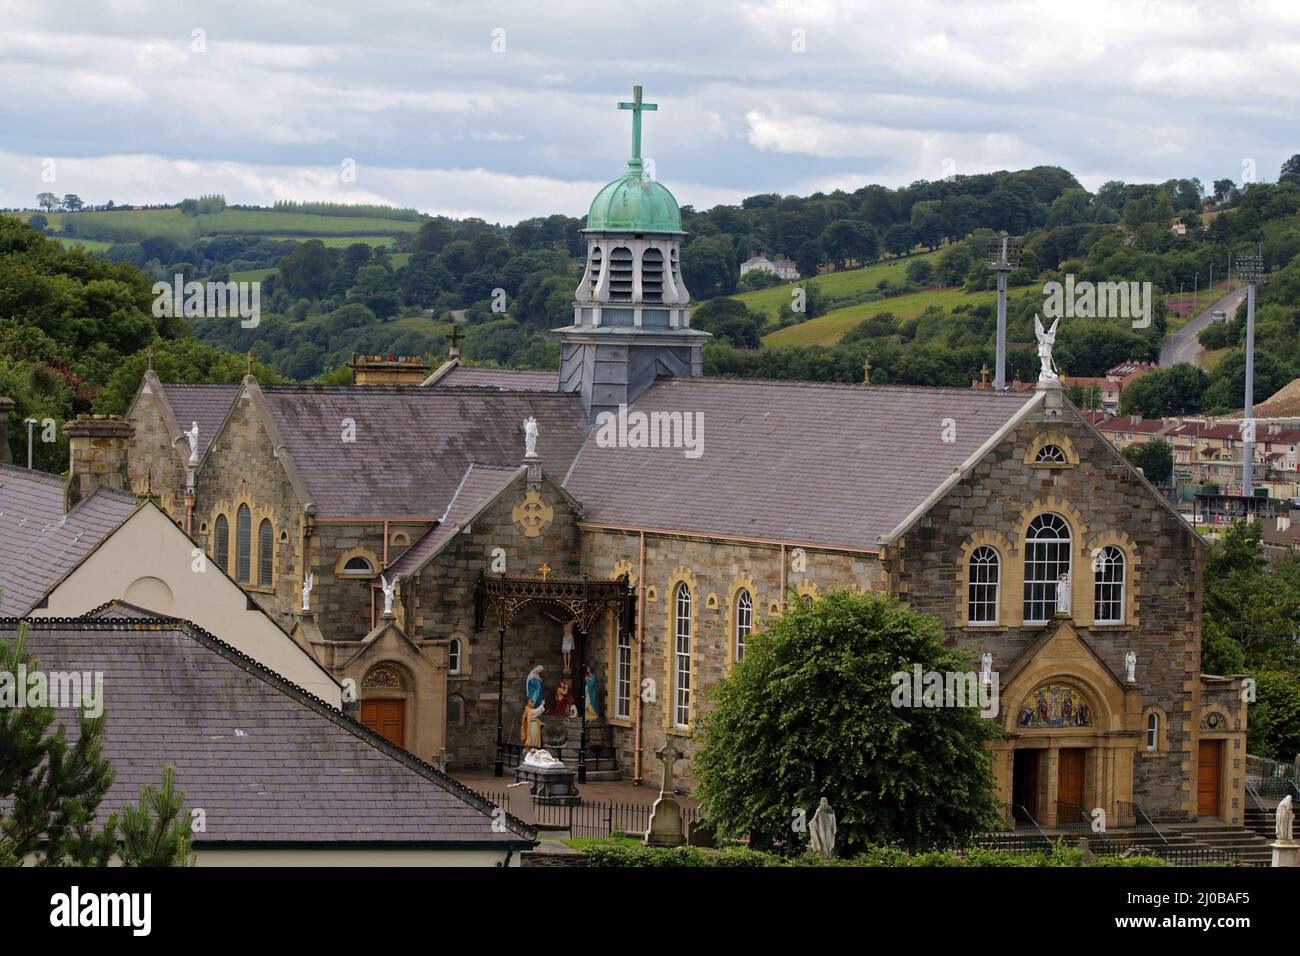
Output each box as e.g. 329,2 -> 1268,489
1237,254 -> 1264,496
986,236 -> 1023,390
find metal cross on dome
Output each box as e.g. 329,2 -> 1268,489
618,85 -> 657,161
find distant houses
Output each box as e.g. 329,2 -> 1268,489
740,254 -> 800,282
1062,360 -> 1159,413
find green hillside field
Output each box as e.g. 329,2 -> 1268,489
733,249 -> 943,321
6,207 -> 423,244
762,285 -> 1011,347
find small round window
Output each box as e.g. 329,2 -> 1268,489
341,556 -> 375,576
1035,444 -> 1068,465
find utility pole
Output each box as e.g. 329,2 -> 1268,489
1237,254 -> 1264,497
985,235 -> 1023,390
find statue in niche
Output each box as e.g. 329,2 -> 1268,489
526,665 -> 545,709
300,572 -> 313,613
551,678 -> 576,717
1125,651 -> 1137,683
520,698 -> 546,748
1055,571 -> 1071,615
542,611 -> 577,671
585,665 -> 601,719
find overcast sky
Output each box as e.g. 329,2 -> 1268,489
2,0 -> 1297,223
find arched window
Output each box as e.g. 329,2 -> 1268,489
1023,513 -> 1071,623
1146,711 -> 1159,751
968,546 -> 1000,624
448,638 -> 461,675
213,514 -> 229,572
1093,545 -> 1126,623
615,627 -> 632,720
235,504 -> 252,584
673,583 -> 691,728
1035,444 -> 1068,464
257,519 -> 273,587
341,556 -> 375,577
641,248 -> 664,303
735,589 -> 753,662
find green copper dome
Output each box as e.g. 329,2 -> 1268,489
586,159 -> 683,234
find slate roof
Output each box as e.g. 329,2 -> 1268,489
4,616 -> 535,847
257,386 -> 588,516
0,465 -> 137,616
562,378 -> 1039,549
432,366 -> 558,391
387,464 -> 523,577
159,384 -> 240,457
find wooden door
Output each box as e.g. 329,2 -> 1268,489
1198,739 -> 1221,817
1058,749 -> 1085,812
361,699 -> 405,748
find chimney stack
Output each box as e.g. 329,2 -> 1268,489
0,397 -> 13,466
347,354 -> 431,386
64,415 -> 134,510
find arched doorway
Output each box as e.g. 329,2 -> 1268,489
360,664 -> 408,748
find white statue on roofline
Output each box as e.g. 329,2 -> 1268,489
523,417 -> 539,459
186,421 -> 200,464
380,573 -> 400,617
1034,314 -> 1060,383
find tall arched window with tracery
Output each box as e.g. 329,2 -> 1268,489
967,546 -> 1000,624
1093,545 -> 1126,623
735,588 -> 753,661
673,583 -> 692,728
235,504 -> 252,584
213,513 -> 229,573
257,519 -> 273,587
1023,513 -> 1071,623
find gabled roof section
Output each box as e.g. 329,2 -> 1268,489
128,372 -> 240,461
4,615 -> 536,847
255,385 -> 587,517
0,466 -> 137,616
426,360 -> 559,392
387,464 -> 581,578
562,378 -> 1039,551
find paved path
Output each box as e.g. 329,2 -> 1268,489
1160,286 -> 1246,368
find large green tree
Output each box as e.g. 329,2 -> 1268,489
693,590 -> 1001,855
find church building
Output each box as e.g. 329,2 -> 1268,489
115,88 -> 1246,828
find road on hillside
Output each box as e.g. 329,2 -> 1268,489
1160,287 -> 1247,368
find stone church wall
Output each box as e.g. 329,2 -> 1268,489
888,410 -> 1204,821
190,390 -> 305,631
124,388 -> 186,518
581,529 -> 885,788
412,476 -> 582,769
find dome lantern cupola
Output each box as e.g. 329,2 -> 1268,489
555,85 -> 708,423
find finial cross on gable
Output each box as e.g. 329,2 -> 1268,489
617,85 -> 658,162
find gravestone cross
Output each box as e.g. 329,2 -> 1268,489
656,740 -> 682,796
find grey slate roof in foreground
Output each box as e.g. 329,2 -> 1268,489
4,616 -> 534,847
0,465 -> 137,616
258,386 -> 588,516
562,378 -> 1040,550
